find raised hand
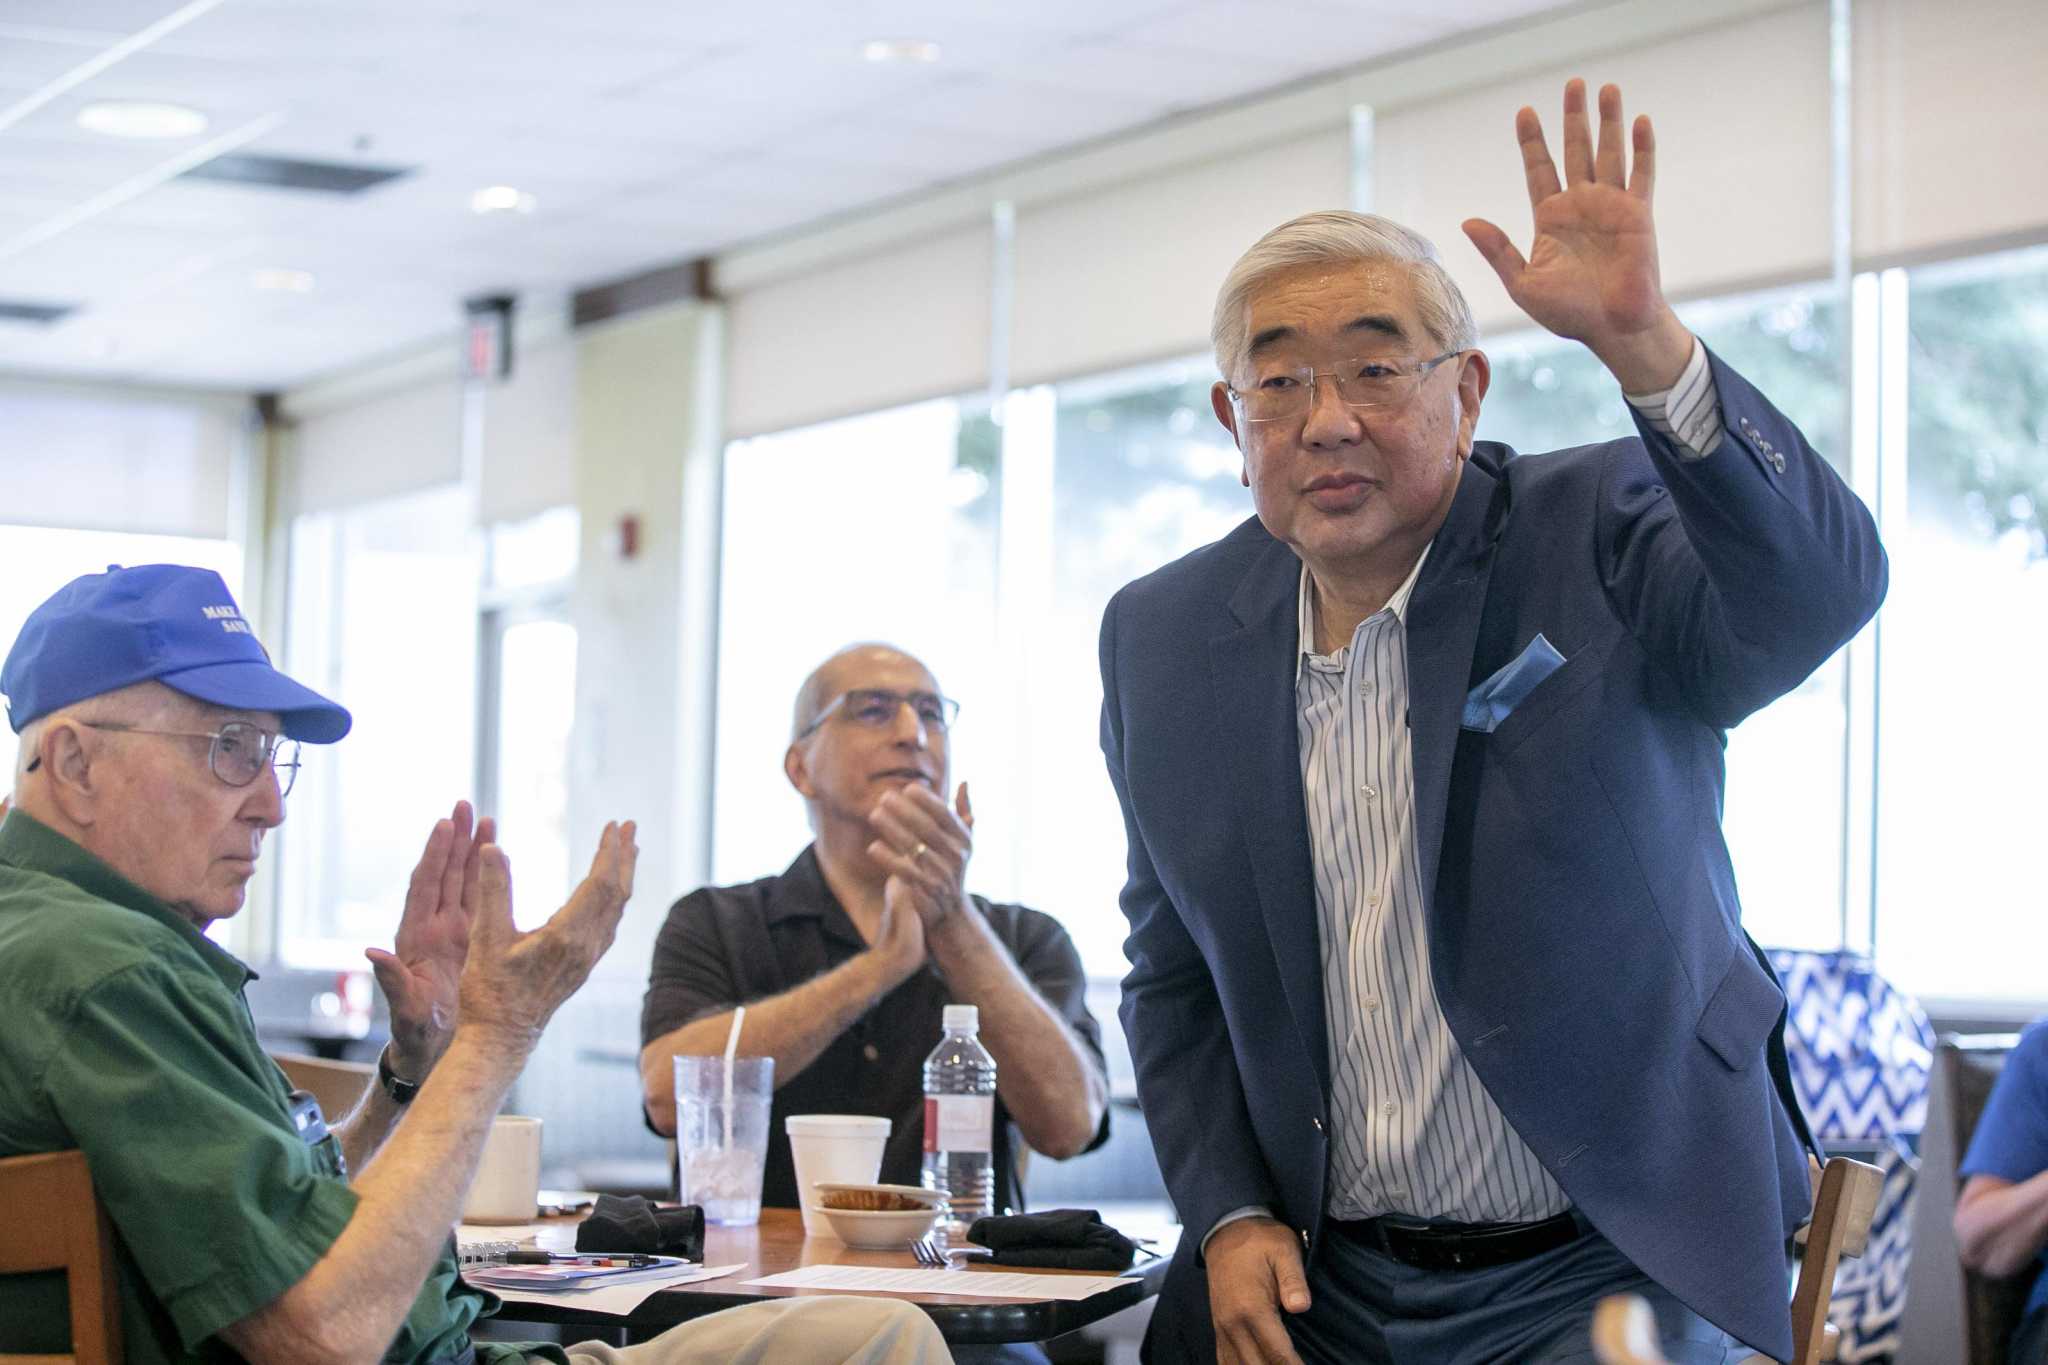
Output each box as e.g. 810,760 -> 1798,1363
457,821 -> 639,1049
1462,79 -> 1695,393
366,801 -> 493,1078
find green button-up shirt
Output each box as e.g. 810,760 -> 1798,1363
0,810 -> 543,1364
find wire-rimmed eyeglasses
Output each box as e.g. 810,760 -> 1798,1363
74,719 -> 301,797
1227,350 -> 1462,423
797,688 -> 960,738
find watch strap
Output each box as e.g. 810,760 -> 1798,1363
378,1044 -> 421,1104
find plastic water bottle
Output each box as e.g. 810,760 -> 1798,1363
921,1004 -> 997,1230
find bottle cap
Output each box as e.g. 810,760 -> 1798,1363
942,1004 -> 978,1033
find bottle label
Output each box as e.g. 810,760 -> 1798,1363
923,1095 -> 994,1154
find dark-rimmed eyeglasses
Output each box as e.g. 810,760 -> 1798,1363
76,719 -> 301,797
1228,350 -> 1462,423
798,688 -> 959,738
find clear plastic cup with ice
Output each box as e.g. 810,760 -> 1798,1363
674,1054 -> 774,1225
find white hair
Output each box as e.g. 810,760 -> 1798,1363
12,682 -> 176,782
1211,210 -> 1479,380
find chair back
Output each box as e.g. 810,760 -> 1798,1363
1948,1039 -> 2039,1364
271,1050 -> 374,1123
1592,1155 -> 1883,1365
0,1149 -> 123,1365
1784,1155 -> 1885,1365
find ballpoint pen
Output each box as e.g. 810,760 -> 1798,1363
503,1251 -> 662,1267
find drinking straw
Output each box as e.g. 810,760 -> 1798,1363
721,1006 -> 745,1151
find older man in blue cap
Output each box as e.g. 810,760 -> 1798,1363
0,564 -> 949,1365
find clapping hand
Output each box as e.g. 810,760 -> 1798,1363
1462,80 -> 1695,393
458,820 -> 639,1049
869,781 -> 976,930
367,801 -> 491,1078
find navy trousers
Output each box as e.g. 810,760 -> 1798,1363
1287,1219 -> 1753,1365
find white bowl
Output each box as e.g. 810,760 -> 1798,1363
812,1184 -> 945,1250
818,1204 -> 944,1250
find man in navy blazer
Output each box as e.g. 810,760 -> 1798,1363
1098,83 -> 1886,1363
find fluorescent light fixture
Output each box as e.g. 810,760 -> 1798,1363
470,185 -> 537,215
76,100 -> 209,139
863,38 -> 942,64
250,266 -> 316,293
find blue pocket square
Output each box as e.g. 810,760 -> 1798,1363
1461,633 -> 1567,733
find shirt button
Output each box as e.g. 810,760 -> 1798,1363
863,1044 -> 880,1062
1364,997 -> 1381,1014
1382,1101 -> 1398,1118
1359,784 -> 1378,800
1367,893 -> 1382,910
1360,679 -> 1375,695
1312,1116 -> 1324,1134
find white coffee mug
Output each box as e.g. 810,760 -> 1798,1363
785,1114 -> 890,1238
463,1115 -> 542,1224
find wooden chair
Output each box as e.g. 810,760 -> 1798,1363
0,1149 -> 123,1365
1592,1154 -> 1885,1365
270,1050 -> 374,1122
1899,1035 -> 2036,1365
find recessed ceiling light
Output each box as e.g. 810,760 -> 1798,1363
75,100 -> 208,140
470,185 -> 537,216
251,266 -> 316,293
863,38 -> 942,64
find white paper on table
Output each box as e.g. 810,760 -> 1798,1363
741,1266 -> 1135,1300
482,1264 -> 747,1315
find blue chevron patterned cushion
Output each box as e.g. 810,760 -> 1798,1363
1767,948 -> 1934,1364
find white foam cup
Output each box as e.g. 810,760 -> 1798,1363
462,1115 -> 543,1224
784,1114 -> 891,1238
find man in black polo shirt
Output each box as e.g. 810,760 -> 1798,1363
640,644 -> 1108,1216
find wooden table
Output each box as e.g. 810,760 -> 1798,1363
485,1207 -> 1176,1346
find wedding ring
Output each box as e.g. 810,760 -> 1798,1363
911,842 -> 929,864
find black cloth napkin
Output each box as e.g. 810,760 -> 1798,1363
574,1194 -> 705,1262
965,1208 -> 1135,1272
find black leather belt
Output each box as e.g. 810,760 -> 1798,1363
1331,1209 -> 1585,1272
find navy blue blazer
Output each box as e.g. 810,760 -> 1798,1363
1098,351 -> 1887,1362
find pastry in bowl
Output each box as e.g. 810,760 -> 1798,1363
813,1182 -> 945,1249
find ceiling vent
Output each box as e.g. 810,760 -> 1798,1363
177,153 -> 411,195
0,299 -> 78,325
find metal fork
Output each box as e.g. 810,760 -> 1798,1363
910,1237 -> 947,1268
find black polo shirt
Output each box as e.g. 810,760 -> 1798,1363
641,845 -> 1108,1216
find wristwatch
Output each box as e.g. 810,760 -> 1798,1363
377,1044 -> 421,1105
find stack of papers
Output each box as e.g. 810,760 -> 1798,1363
467,1261 -> 749,1315
467,1257 -> 691,1291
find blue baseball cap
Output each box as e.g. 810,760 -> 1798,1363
1,564 -> 351,742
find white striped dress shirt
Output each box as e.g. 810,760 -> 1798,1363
1296,553 -> 1571,1222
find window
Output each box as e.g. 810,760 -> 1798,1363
276,486 -> 479,968
1028,360 -> 1248,974
1874,244 -> 2048,1002
478,509 -> 581,929
1479,285 -> 1852,954
711,397 -> 1001,888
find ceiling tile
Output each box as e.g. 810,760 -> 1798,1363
0,0 -> 1583,388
